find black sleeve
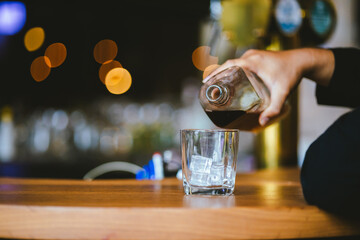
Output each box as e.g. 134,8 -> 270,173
300,107 -> 360,218
316,48 -> 360,108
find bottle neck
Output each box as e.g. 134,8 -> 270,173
205,84 -> 229,105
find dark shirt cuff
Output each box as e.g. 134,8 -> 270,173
316,48 -> 360,108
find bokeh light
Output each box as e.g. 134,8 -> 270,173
99,60 -> 122,84
30,56 -> 51,82
93,39 -> 118,64
203,64 -> 220,79
105,67 -> 132,95
192,46 -> 218,71
44,42 -> 67,68
24,27 -> 45,52
0,1 -> 26,35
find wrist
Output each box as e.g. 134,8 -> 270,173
291,48 -> 316,78
299,48 -> 334,86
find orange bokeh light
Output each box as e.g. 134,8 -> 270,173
99,60 -> 123,84
30,56 -> 51,82
192,46 -> 218,71
45,43 -> 67,68
24,27 -> 45,52
93,39 -> 118,64
203,64 -> 220,79
105,68 -> 132,95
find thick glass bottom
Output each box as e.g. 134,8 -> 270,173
183,183 -> 234,196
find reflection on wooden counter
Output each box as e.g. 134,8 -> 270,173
0,168 -> 359,240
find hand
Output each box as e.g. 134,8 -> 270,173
203,48 -> 334,126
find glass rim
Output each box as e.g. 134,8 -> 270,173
180,129 -> 239,133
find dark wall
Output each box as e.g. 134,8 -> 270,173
0,0 -> 209,108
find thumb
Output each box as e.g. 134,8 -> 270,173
259,87 -> 288,126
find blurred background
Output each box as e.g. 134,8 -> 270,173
0,0 -> 358,179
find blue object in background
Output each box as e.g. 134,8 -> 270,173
0,163 -> 24,177
136,158 -> 156,180
135,169 -> 146,180
0,1 -> 26,35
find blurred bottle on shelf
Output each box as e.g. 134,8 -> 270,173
0,106 -> 15,162
0,93 -> 207,168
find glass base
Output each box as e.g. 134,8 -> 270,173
183,184 -> 234,196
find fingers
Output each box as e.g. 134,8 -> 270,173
259,86 -> 288,126
202,49 -> 262,83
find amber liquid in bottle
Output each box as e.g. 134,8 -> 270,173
205,110 -> 263,132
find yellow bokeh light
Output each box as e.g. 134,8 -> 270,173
24,27 -> 45,52
192,46 -> 218,71
93,39 -> 118,64
45,43 -> 67,68
99,60 -> 122,84
30,56 -> 51,82
105,67 -> 132,95
203,64 -> 220,79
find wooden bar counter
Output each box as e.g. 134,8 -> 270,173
0,168 -> 359,240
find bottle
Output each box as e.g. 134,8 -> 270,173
0,106 -> 15,162
199,66 -> 288,132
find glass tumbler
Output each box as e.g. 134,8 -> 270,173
181,129 -> 239,195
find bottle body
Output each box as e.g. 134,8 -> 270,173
200,66 -> 287,132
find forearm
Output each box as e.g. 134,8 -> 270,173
288,48 -> 335,86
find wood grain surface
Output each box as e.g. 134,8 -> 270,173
0,168 -> 359,240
